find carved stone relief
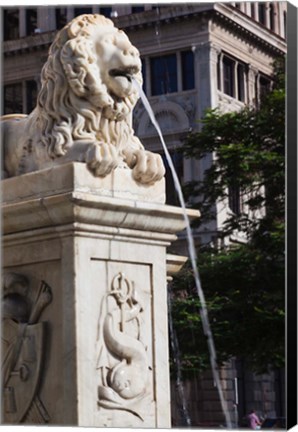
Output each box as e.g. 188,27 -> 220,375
96,272 -> 150,420
2,272 -> 52,424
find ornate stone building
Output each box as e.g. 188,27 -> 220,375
2,3 -> 287,244
2,3 -> 286,427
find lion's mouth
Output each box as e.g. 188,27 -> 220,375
109,66 -> 139,82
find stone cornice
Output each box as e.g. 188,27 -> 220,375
3,31 -> 55,56
3,4 -> 286,57
113,3 -> 211,30
2,163 -> 200,239
213,3 -> 286,56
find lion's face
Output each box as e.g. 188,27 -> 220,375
37,15 -> 147,158
94,28 -> 142,100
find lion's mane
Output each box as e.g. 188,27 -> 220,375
35,14 -> 142,159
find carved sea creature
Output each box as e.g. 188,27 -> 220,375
97,274 -> 149,419
104,303 -> 148,400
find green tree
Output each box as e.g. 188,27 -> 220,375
170,58 -> 285,377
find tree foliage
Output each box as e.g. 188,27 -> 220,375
170,58 -> 285,377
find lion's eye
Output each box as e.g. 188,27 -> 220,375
103,35 -> 115,45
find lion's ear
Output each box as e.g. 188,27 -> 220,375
68,17 -> 88,38
61,39 -> 98,98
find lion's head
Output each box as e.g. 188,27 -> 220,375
36,14 -> 143,158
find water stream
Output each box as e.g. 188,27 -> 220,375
168,285 -> 192,427
133,79 -> 233,429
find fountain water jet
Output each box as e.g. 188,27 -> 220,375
168,285 -> 192,427
133,78 -> 233,429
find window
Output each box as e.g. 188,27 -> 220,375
269,3 -> 275,31
162,151 -> 183,206
228,183 -> 241,215
251,3 -> 255,19
150,54 -> 177,96
221,54 -> 246,102
4,84 -> 23,114
217,54 -> 221,91
132,6 -> 145,14
237,63 -> 245,102
223,56 -> 234,97
255,73 -> 271,106
258,3 -> 266,25
181,50 -> 195,91
26,80 -> 38,114
56,8 -> 67,29
3,9 -> 19,41
259,75 -> 271,100
26,9 -> 37,35
99,7 -> 112,18
74,7 -> 92,17
283,11 -> 287,36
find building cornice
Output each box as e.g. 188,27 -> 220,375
3,31 -> 54,57
3,4 -> 286,57
213,3 -> 286,56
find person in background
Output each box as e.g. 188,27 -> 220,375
247,409 -> 262,430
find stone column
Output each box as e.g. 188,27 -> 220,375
218,51 -> 224,93
254,2 -> 259,21
19,8 -> 26,38
245,2 -> 252,17
265,2 -> 271,29
194,41 -> 220,121
247,64 -> 258,106
37,7 -> 56,32
177,51 -> 183,93
272,3 -> 279,34
2,163 -> 198,427
234,61 -> 239,100
66,7 -> 74,23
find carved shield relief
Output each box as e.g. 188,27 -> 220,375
3,322 -> 44,423
2,273 -> 52,424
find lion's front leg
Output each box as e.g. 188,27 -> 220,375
123,149 -> 166,185
85,143 -> 119,177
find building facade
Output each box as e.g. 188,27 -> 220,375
2,2 -> 287,245
2,3 -> 286,427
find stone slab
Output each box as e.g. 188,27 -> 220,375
2,162 -> 166,204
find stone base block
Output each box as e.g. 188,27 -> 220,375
2,163 -> 199,427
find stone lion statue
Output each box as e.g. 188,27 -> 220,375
2,14 -> 165,185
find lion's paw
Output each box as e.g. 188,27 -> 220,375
86,143 -> 119,177
130,150 -> 166,185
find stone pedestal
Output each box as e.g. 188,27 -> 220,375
2,163 -> 199,427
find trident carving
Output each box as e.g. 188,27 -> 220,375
96,272 -> 149,419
